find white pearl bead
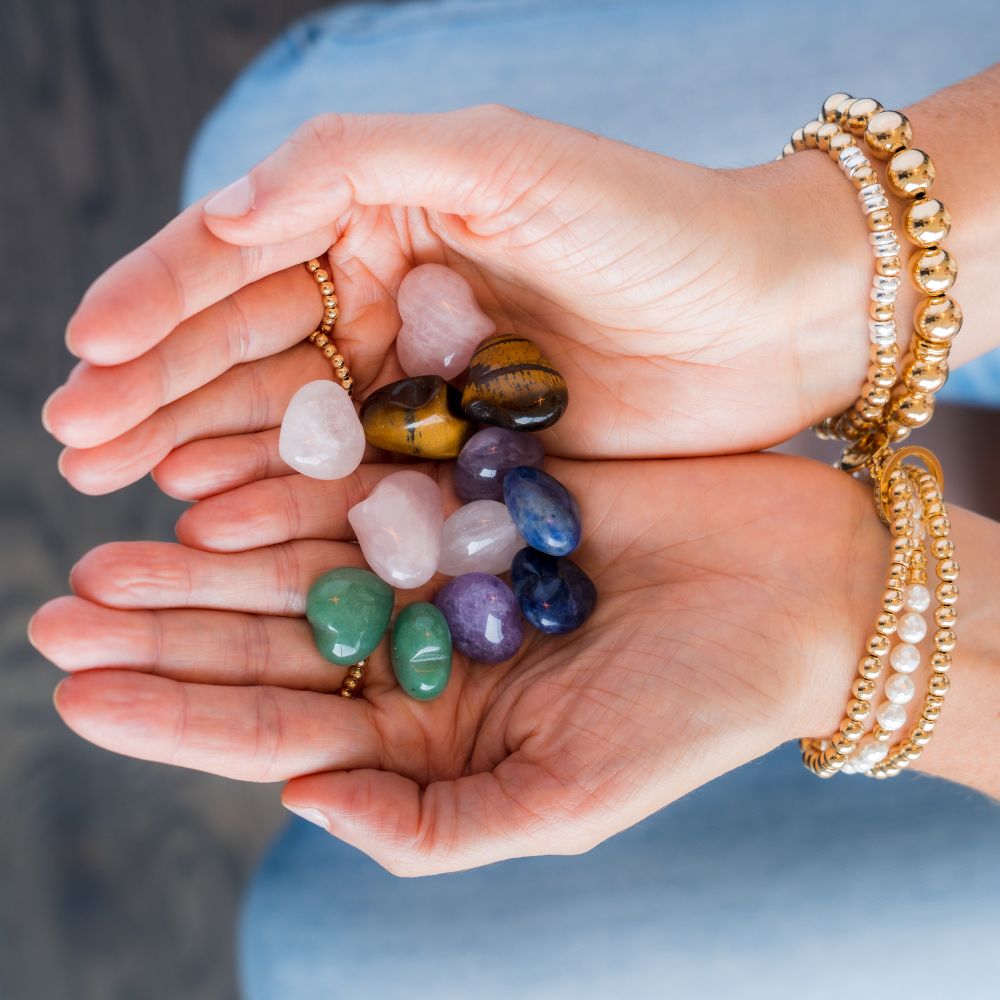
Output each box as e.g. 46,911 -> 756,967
904,583 -> 931,613
885,672 -> 916,705
876,700 -> 907,731
890,642 -> 920,673
898,612 -> 927,644
857,737 -> 889,765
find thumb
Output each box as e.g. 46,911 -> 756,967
202,105 -> 607,247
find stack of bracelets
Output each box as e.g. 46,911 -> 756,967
781,93 -> 960,779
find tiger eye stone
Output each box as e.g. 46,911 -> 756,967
461,334 -> 568,431
360,375 -> 475,458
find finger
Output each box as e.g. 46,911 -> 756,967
174,462 -> 446,552
282,755 -> 593,876
203,105 -> 595,247
46,265 -> 319,450
65,198 -> 338,366
58,343 -> 330,495
54,669 -> 381,782
152,429 -> 287,501
69,539 -> 361,615
30,596 -> 349,692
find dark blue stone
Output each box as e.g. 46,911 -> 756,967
502,466 -> 581,557
511,548 -> 597,635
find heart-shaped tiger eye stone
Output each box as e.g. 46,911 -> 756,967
461,335 -> 568,431
360,375 -> 475,458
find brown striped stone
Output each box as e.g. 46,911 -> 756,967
461,334 -> 568,430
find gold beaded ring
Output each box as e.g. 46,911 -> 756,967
303,256 -> 366,699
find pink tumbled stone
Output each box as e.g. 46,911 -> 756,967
279,379 -> 365,480
347,470 -> 444,588
395,263 -> 496,380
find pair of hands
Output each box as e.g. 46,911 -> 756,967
32,106 -> 875,874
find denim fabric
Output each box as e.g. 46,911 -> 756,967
178,3 -> 1000,997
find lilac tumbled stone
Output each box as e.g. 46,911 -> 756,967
434,573 -> 523,664
453,427 -> 545,503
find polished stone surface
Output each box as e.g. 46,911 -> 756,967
502,466 -> 582,557
306,567 -> 394,665
360,375 -> 475,458
434,573 -> 523,663
438,500 -> 523,577
347,470 -> 443,589
462,334 -> 568,430
511,547 -> 597,634
278,379 -> 366,480
395,263 -> 496,380
391,601 -> 453,701
453,427 -> 545,502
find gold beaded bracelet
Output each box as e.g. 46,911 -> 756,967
303,256 -> 365,698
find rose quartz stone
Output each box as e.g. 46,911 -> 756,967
438,500 -> 524,577
348,470 -> 444,588
279,379 -> 365,480
396,263 -> 496,380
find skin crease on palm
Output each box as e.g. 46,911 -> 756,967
31,77 -> 1000,873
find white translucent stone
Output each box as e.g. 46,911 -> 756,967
876,700 -> 907,731
904,583 -> 931,613
898,611 -> 928,644
885,672 -> 916,705
857,737 -> 889,765
278,380 -> 365,480
437,500 -> 524,577
347,470 -> 443,588
395,263 -> 496,380
889,642 -> 920,673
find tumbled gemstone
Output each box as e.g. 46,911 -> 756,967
360,375 -> 475,458
502,466 -> 581,557
395,263 -> 496,380
438,500 -> 523,577
453,427 -> 545,502
391,601 -> 452,701
511,548 -> 597,634
347,470 -> 443,589
278,379 -> 366,480
434,573 -> 523,664
461,334 -> 568,430
306,567 -> 393,666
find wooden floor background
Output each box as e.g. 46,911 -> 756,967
2,3 -> 999,1000
1,3 -> 326,998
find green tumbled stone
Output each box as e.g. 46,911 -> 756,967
306,567 -> 394,666
391,602 -> 452,701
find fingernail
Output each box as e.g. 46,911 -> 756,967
41,388 -> 61,432
204,175 -> 255,218
52,678 -> 66,711
57,449 -> 69,479
26,613 -> 40,651
283,804 -> 329,830
65,312 -> 79,354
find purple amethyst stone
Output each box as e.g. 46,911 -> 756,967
433,572 -> 523,663
453,427 -> 544,503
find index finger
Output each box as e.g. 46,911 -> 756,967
65,197 -> 338,366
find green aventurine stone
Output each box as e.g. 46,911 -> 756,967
306,568 -> 394,666
391,602 -> 453,701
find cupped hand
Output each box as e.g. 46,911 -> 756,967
30,454 -> 878,875
42,105 -> 865,497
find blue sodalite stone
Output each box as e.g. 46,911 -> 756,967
511,548 -> 597,634
453,427 -> 545,503
502,466 -> 581,557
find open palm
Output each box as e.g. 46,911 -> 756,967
43,107 -> 852,498
31,453 -> 877,874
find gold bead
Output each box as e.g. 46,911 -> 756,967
320,280 -> 335,295
929,517 -> 952,541
886,147 -> 936,198
875,256 -> 902,278
882,588 -> 904,613
313,334 -> 329,349
937,559 -> 959,581
848,699 -> 872,722
903,198 -> 951,247
339,688 -> 353,698
781,141 -> 795,158
866,634 -> 890,657
892,516 -> 914,536
331,354 -> 345,367
867,208 -> 893,232
864,109 -> 913,159
827,131 -> 856,157
322,344 -> 336,358
931,651 -> 952,672
923,704 -> 942,722
349,665 -> 364,679
341,377 -> 354,391
853,677 -> 877,701
873,725 -> 892,742
823,92 -> 853,122
876,343 -> 901,365
910,247 -> 957,295
322,294 -> 338,308
876,612 -> 898,635
912,337 -> 951,365
842,719 -> 864,740
307,259 -> 322,272
859,655 -> 882,680
852,165 -> 879,190
912,731 -> 932,747
870,302 -> 895,322
934,628 -> 957,652
935,606 -> 957,628
903,359 -> 949,393
313,268 -> 329,283
915,295 -> 962,344
932,538 -> 955,559
936,581 -> 959,605
923,499 -> 944,518
846,97 -> 883,135
929,673 -> 951,696
893,391 -> 935,428
926,693 -> 945,710
871,365 -> 897,389
816,122 -> 840,151
866,386 -> 891,407
342,676 -> 358,690
890,498 -> 911,516
790,127 -> 806,151
802,120 -> 822,148
832,734 -> 854,754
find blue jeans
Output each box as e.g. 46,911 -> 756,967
180,3 -> 1000,997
